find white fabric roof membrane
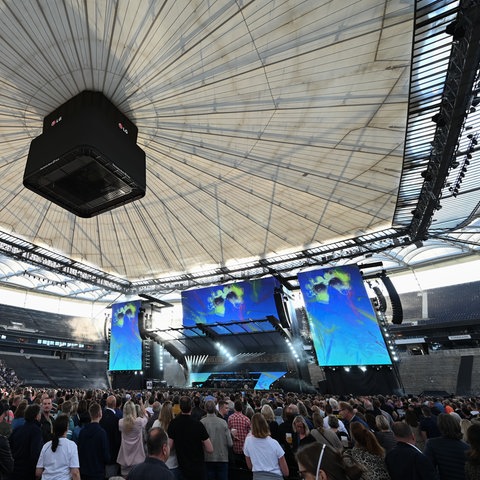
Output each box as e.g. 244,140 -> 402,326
0,0 -> 413,287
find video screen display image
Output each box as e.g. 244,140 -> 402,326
182,276 -> 280,327
189,371 -> 286,390
254,371 -> 286,390
298,265 -> 391,367
108,300 -> 143,371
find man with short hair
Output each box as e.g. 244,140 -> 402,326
8,403 -> 43,480
201,400 -> 232,480
99,395 -> 121,478
168,396 -> 213,480
338,401 -> 370,431
277,404 -> 299,478
217,401 -> 230,421
78,402 -> 110,480
127,427 -> 173,480
191,396 -> 206,421
39,396 -> 54,444
419,405 -> 441,442
227,399 -> 251,472
385,421 -> 437,480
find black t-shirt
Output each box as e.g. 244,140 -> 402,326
168,414 -> 209,480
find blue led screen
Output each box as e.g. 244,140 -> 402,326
182,277 -> 280,327
189,371 -> 285,389
298,265 -> 391,367
108,300 -> 143,371
254,372 -> 286,390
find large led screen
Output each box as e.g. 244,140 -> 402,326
182,277 -> 280,327
189,371 -> 286,389
108,300 -> 143,371
298,265 -> 391,367
254,371 -> 286,390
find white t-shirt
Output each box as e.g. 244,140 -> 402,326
36,437 -> 79,480
243,435 -> 284,476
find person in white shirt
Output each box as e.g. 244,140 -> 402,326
243,413 -> 288,480
36,414 -> 80,480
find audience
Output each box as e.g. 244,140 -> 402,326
348,421 -> 390,480
466,423 -> 480,480
117,399 -> 148,477
296,442 -> 363,480
35,414 -> 80,480
374,414 -> 397,453
243,412 -> 288,480
385,421 -> 437,480
0,384 -> 479,480
127,427 -> 173,480
424,412 -> 469,480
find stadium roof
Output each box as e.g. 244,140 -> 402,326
0,0 -> 478,303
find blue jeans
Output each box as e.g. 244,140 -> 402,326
206,461 -> 229,480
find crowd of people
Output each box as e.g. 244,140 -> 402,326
0,386 -> 479,479
0,361 -> 20,391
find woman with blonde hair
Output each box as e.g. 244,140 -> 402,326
243,412 -> 289,480
260,404 -> 279,441
348,422 -> 390,480
152,401 -> 180,479
117,399 -> 148,477
292,415 -> 316,452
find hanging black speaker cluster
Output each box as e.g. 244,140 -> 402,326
380,274 -> 403,324
24,91 -> 146,218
